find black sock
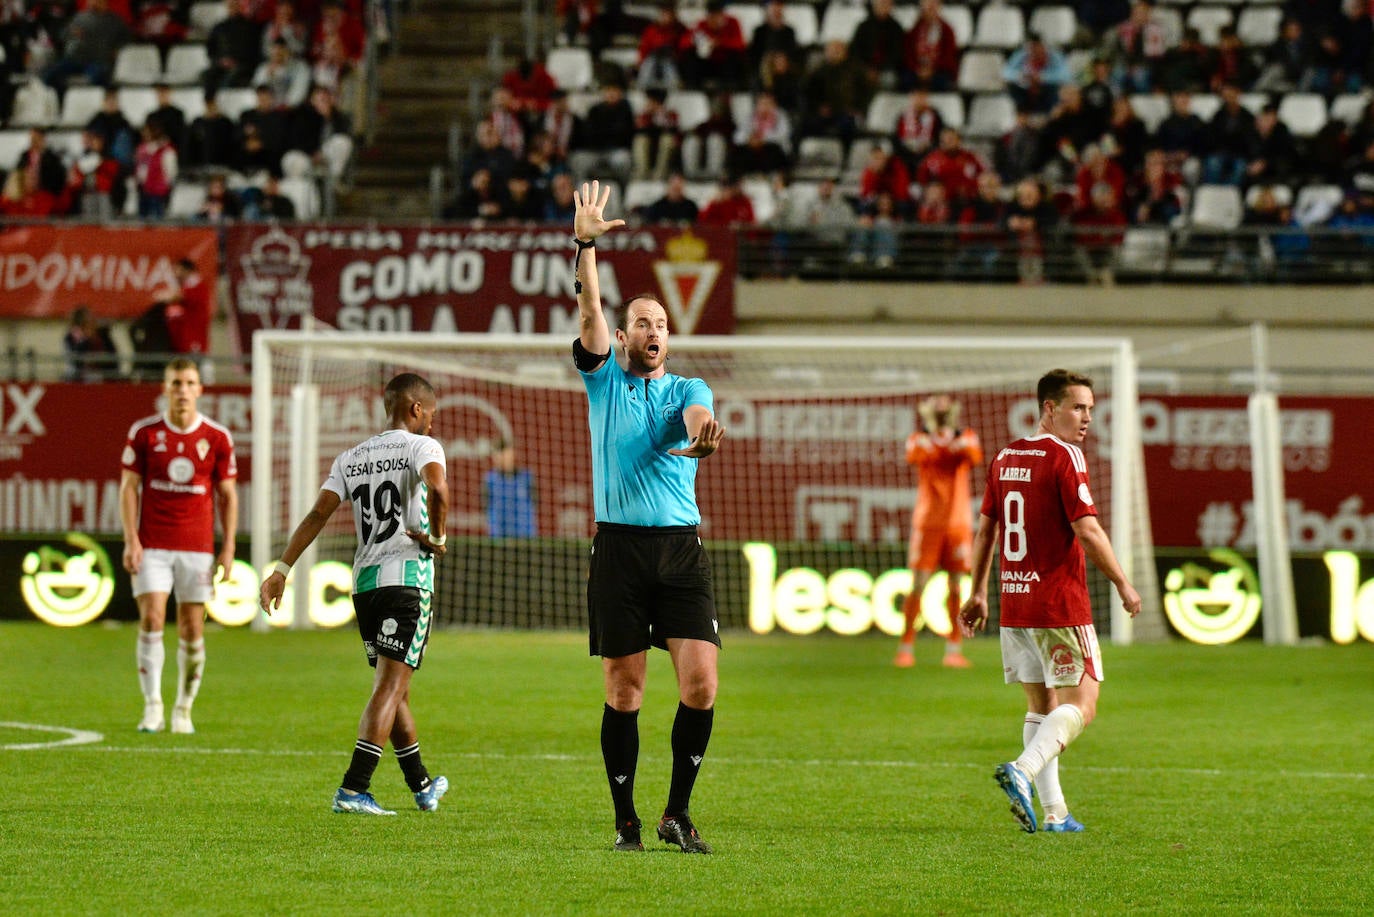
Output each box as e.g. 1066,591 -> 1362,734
665,702 -> 713,818
601,704 -> 640,827
342,739 -> 384,793
395,741 -> 431,793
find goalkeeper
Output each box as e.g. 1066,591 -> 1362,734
571,180 -> 726,854
894,394 -> 983,669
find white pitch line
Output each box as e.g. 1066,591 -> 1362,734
5,737 -> 1370,783
0,721 -> 104,751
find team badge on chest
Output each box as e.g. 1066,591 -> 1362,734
196,438 -> 210,461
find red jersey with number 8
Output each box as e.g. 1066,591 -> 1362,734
122,414 -> 236,554
980,433 -> 1096,628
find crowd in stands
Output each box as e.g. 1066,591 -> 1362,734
0,0 -> 367,220
451,0 -> 1374,277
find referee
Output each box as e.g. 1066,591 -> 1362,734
572,180 -> 726,854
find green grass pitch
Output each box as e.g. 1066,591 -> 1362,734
2,623 -> 1371,915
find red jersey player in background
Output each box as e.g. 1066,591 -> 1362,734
959,369 -> 1140,834
894,394 -> 982,668
120,357 -> 238,734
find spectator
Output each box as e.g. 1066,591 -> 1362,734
1349,136 -> 1374,187
1078,0 -> 1131,42
557,0 -> 613,61
242,172 -> 296,219
311,0 -> 365,65
849,190 -> 901,268
858,143 -> 912,217
1080,58 -> 1116,135
1330,1 -> 1372,95
728,90 -> 790,177
682,0 -> 747,91
62,305 -> 118,382
543,171 -> 577,221
483,439 -> 537,538
903,0 -> 960,92
253,38 -> 311,109
1305,117 -> 1350,185
523,130 -> 568,195
1155,26 -> 1214,94
1246,103 -> 1299,186
238,84 -> 290,170
261,0 -> 307,59
1004,178 -> 1058,283
541,88 -> 576,162
955,171 -> 1010,277
749,0 -> 799,82
1211,26 -> 1259,92
157,258 -> 211,357
892,88 -> 943,174
916,127 -> 983,205
1100,95 -> 1148,177
0,165 -> 66,215
1284,0 -> 1344,34
1002,33 -> 1072,115
67,128 -> 123,219
1101,0 -> 1173,94
799,176 -> 856,247
1126,148 -> 1184,225
504,166 -> 545,221
86,87 -> 137,170
680,90 -> 732,178
233,120 -> 277,176
995,106 -> 1042,183
501,56 -> 557,122
635,1 -> 688,91
444,166 -> 507,220
185,94 -> 238,171
1326,186 -> 1374,236
136,0 -> 189,58
1204,83 -> 1256,185
632,87 -> 680,181
1074,143 -> 1126,212
134,122 -> 177,219
42,0 -> 130,93
640,171 -> 699,224
567,80 -> 634,183
1154,90 -> 1209,175
915,180 -> 951,226
1243,183 -> 1290,226
800,40 -> 874,149
1255,18 -> 1316,92
284,83 -> 354,181
196,172 -> 243,223
1071,181 -> 1128,280
697,174 -> 755,225
486,85 -> 527,159
146,82 -> 188,154
204,0 -> 264,91
759,49 -> 801,113
851,0 -> 908,90
16,126 -> 68,197
1350,97 -> 1374,152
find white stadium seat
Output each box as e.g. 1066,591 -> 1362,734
1029,6 -> 1077,48
0,130 -> 31,169
665,90 -> 710,131
956,50 -> 1005,92
1277,93 -> 1327,137
1236,7 -> 1282,47
782,4 -> 818,46
1186,6 -> 1234,45
971,5 -> 1024,50
1129,94 -> 1171,132
117,86 -> 159,128
965,92 -> 1016,138
113,44 -> 163,86
818,4 -> 866,45
60,85 -> 106,128
545,47 -> 594,91
943,5 -> 973,47
163,44 -> 210,85
1190,184 -> 1243,229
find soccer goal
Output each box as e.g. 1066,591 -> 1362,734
251,331 -> 1164,643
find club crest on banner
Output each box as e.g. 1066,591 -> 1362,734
235,227 -> 314,327
652,231 -> 721,335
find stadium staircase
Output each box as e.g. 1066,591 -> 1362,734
338,0 -> 525,218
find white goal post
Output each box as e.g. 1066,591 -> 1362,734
252,331 -> 1163,643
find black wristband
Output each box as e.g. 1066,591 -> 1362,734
573,237 -> 595,250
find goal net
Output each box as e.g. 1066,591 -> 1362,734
251,332 -> 1164,643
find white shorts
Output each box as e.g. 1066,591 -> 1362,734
1000,625 -> 1103,688
132,548 -> 215,604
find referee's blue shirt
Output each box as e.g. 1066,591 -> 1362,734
579,352 -> 713,527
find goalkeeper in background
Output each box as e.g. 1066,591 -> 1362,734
894,394 -> 983,668
571,180 -> 726,854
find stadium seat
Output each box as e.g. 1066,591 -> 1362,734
818,4 -> 866,44
171,87 -> 207,121
682,180 -> 717,211
725,3 -> 765,39
1154,7 -> 1185,44
928,92 -> 965,131
599,46 -> 639,78
971,5 -> 1024,50
163,44 -> 210,85
729,93 -> 755,132
278,176 -> 320,218
742,177 -> 776,223
1116,227 -> 1171,275
215,87 -> 257,120
1189,93 -> 1221,122
189,0 -> 228,38
1185,6 -> 1233,45
956,50 -> 1005,92
1189,184 -> 1243,229
546,47 -> 594,91
865,92 -> 907,134
1239,92 -> 1268,116
566,89 -> 599,118
117,87 -> 159,128
781,4 -> 818,46
1292,184 -> 1344,226
1236,7 -> 1282,47
965,92 -> 1015,138
665,90 -> 710,131
623,178 -> 665,213
1277,93 -> 1327,137
1329,93 -> 1372,127
891,4 -> 917,31
169,180 -> 207,217
0,129 -> 30,169
1244,183 -> 1292,209
112,43 -> 163,86
45,129 -> 84,161
1128,93 -> 1170,132
792,136 -> 844,180
842,136 -> 889,182
1028,6 -> 1077,49
9,82 -> 59,127
59,85 -> 106,128
943,5 -> 973,47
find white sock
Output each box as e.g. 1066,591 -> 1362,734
1016,703 -> 1084,782
175,638 -> 206,709
137,631 -> 164,705
1024,712 -> 1067,820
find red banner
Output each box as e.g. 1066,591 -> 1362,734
221,224 -> 736,353
0,225 -> 218,320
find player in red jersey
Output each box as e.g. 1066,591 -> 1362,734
120,357 -> 238,734
959,369 -> 1140,833
894,394 -> 983,668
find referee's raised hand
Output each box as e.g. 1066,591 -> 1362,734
574,180 -> 626,241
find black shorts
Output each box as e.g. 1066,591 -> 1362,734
353,586 -> 432,670
587,523 -> 721,658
